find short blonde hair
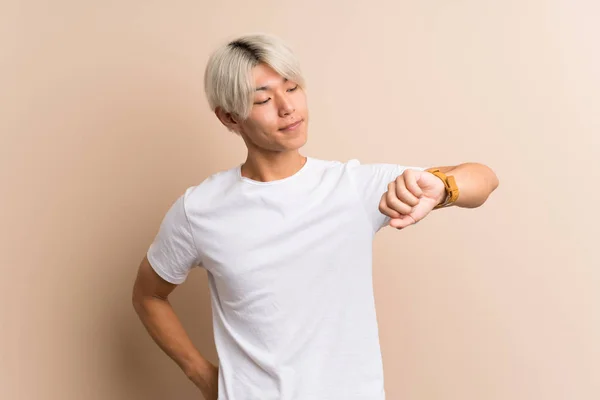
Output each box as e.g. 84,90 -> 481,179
204,33 -> 305,121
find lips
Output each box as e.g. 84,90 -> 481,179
279,119 -> 303,132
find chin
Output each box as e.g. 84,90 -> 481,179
286,131 -> 308,150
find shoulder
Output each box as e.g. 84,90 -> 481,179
179,166 -> 239,211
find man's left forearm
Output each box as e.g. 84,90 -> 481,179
435,163 -> 499,208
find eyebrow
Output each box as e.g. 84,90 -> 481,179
255,77 -> 288,91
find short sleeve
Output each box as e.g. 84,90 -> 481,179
347,160 -> 426,233
147,191 -> 201,284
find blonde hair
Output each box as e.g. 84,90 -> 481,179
204,33 -> 305,121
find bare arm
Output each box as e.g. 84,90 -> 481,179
379,163 -> 499,229
431,163 -> 499,208
131,256 -> 218,398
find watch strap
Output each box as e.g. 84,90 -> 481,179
426,168 -> 460,209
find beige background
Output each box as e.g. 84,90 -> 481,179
2,1 -> 599,399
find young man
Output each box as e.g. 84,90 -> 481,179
132,33 -> 499,400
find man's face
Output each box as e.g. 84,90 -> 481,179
235,63 -> 308,152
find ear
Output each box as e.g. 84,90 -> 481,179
215,107 -> 241,134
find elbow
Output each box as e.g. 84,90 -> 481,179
132,288 -> 168,316
488,175 -> 500,196
482,164 -> 499,194
132,293 -> 143,315
466,166 -> 499,208
479,169 -> 499,207
131,286 -> 146,316
490,172 -> 499,195
491,169 -> 500,191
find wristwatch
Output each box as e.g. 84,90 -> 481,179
426,168 -> 460,209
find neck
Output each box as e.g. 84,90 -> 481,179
241,150 -> 307,182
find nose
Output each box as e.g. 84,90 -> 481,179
278,97 -> 295,117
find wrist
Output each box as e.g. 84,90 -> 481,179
436,187 -> 448,207
184,357 -> 217,385
426,168 -> 459,209
427,171 -> 448,206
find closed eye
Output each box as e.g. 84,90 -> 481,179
254,85 -> 298,105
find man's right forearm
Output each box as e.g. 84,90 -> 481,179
132,295 -> 217,390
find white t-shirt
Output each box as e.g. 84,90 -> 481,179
147,157 -> 424,400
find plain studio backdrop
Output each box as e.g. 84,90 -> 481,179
1,1 -> 598,399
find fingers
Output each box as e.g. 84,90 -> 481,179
386,181 -> 412,214
379,189 -> 402,219
401,169 -> 423,199
389,214 -> 416,229
394,173 -> 421,206
379,172 -> 426,230
379,179 -> 420,218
